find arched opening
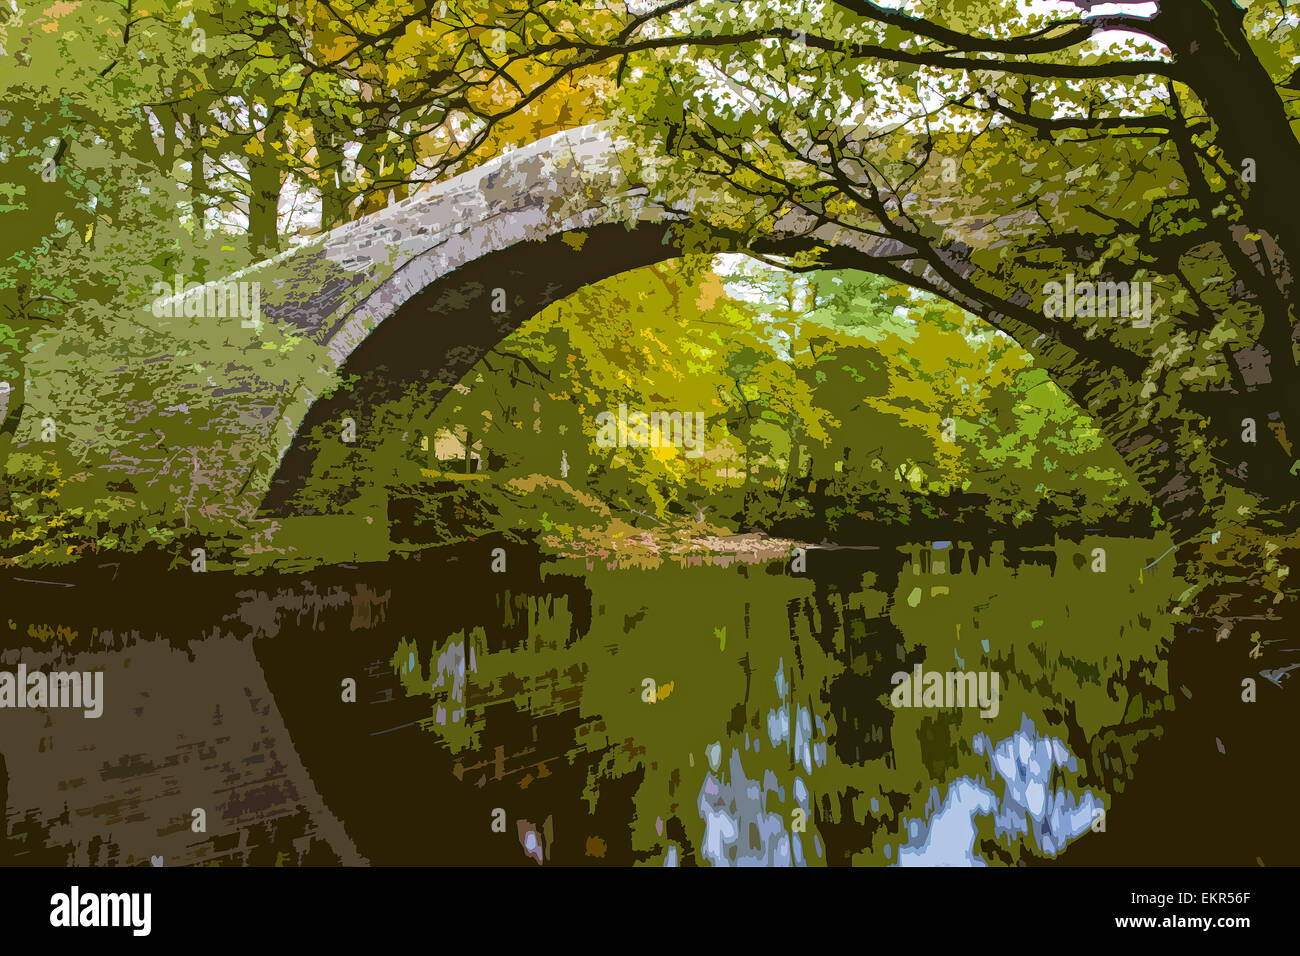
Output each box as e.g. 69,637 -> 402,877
263,221 -> 704,516
261,227 -> 1147,558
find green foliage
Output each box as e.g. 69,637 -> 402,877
274,255 -> 1143,558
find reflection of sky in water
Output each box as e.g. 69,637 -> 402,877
894,713 -> 1102,866
424,639 -> 471,726
685,658 -> 826,867
687,683 -> 1100,867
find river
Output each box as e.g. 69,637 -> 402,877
0,531 -> 1285,866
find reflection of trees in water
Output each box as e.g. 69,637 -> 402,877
394,536 -> 1177,865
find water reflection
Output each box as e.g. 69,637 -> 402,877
393,535 -> 1179,866
894,715 -> 1102,866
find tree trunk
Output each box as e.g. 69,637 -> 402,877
354,140 -> 387,218
247,110 -> 285,257
189,116 -> 206,235
318,130 -> 352,231
1155,1 -> 1300,474
777,437 -> 801,511
0,376 -> 22,440
0,374 -> 25,473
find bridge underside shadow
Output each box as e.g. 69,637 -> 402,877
262,221 -> 688,516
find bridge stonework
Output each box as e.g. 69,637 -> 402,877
16,123 -> 945,524
248,123 -> 674,513
248,123 -> 930,515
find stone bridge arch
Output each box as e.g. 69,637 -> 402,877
150,123 -> 1045,520
217,122 -> 925,515
242,124 -> 692,514
262,217 -> 689,514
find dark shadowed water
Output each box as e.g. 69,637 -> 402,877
0,533 -> 1288,866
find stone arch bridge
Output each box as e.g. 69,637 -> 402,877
159,122 -> 954,518
29,122 -> 1128,522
